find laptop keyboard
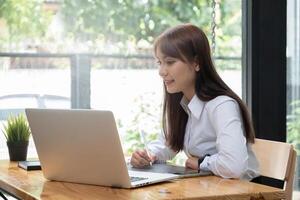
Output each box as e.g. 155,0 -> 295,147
130,176 -> 148,182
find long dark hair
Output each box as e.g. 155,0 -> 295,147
154,24 -> 255,152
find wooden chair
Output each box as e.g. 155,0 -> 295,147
252,139 -> 297,200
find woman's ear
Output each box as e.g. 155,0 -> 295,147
194,56 -> 200,71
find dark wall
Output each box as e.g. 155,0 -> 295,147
243,0 -> 287,142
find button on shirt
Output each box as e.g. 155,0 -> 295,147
148,95 -> 259,180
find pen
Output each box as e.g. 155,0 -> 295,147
139,129 -> 152,166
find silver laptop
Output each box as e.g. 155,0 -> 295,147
25,108 -> 182,188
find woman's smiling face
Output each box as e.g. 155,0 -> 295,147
156,47 -> 198,101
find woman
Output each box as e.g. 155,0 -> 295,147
130,24 -> 259,180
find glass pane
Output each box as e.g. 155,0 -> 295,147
0,57 -> 71,159
287,0 -> 300,198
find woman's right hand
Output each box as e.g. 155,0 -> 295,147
130,149 -> 156,168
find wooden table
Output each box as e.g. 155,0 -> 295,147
0,160 -> 285,200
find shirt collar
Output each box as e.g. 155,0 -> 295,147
180,94 -> 205,119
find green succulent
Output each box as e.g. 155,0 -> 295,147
2,114 -> 31,142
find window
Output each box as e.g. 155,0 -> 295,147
287,0 -> 300,197
0,1 -> 242,159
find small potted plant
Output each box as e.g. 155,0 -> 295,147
2,114 -> 31,161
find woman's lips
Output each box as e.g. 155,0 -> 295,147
164,80 -> 174,86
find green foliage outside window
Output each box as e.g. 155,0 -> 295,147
0,0 -> 52,45
61,0 -> 241,57
119,92 -> 188,165
287,100 -> 300,154
118,92 -> 160,155
0,0 -> 242,66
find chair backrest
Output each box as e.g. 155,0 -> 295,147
252,138 -> 297,200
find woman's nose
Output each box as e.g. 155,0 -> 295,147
158,65 -> 167,77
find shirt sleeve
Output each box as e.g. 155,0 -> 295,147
148,131 -> 177,161
200,99 -> 248,179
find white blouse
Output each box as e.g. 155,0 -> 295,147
148,95 -> 260,180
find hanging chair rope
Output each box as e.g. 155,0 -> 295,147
211,0 -> 217,56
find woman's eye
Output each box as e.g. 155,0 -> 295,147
165,60 -> 175,65
156,61 -> 162,66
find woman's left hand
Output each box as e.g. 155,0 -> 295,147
185,156 -> 199,170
